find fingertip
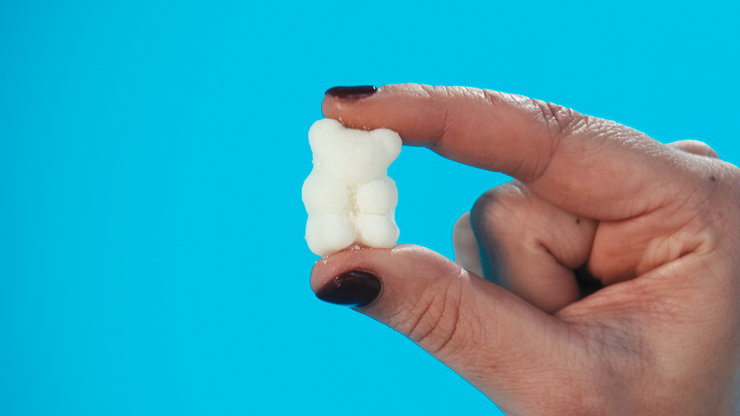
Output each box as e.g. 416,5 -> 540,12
309,246 -> 390,295
324,85 -> 378,100
321,83 -> 437,132
314,270 -> 382,309
322,85 -> 381,126
308,245 -> 454,297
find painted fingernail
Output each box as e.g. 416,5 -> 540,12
325,86 -> 377,100
315,270 -> 381,308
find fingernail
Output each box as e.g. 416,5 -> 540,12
315,270 -> 381,308
325,86 -> 377,100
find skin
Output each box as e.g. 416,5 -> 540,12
310,84 -> 740,415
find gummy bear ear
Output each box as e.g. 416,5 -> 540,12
316,118 -> 346,134
369,128 -> 402,166
308,118 -> 346,152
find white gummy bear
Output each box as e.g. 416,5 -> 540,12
302,118 -> 402,256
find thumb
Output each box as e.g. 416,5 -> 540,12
310,245 -> 568,403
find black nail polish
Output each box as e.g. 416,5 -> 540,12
325,86 -> 377,100
315,270 -> 381,308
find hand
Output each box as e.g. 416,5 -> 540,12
311,84 -> 740,415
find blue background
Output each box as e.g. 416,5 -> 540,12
0,1 -> 738,415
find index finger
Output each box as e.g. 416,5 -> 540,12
322,84 -> 706,220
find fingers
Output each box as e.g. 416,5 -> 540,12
323,84 -> 707,220
586,140 -> 723,285
470,181 -> 598,313
461,139 -> 724,293
310,245 -> 568,403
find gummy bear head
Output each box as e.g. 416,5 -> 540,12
308,118 -> 402,184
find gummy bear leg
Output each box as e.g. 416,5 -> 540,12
305,214 -> 356,256
355,214 -> 399,249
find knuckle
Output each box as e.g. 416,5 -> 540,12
470,182 -> 528,236
529,99 -> 587,139
524,99 -> 588,182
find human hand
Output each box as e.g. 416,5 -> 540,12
310,84 -> 740,415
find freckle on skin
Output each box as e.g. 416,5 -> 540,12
576,218 -> 581,224
710,176 -> 716,182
